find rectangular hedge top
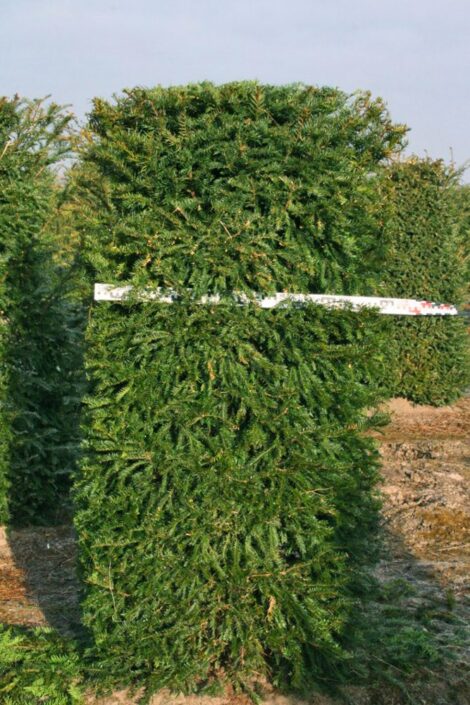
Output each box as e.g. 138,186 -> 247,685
76,82 -> 406,296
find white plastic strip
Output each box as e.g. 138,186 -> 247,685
94,284 -> 458,316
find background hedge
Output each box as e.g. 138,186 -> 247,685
73,82 -> 406,693
379,159 -> 469,406
0,97 -> 82,525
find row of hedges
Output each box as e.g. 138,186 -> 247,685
1,88 -> 467,531
71,83 -> 405,692
0,97 -> 83,525
0,83 -> 468,698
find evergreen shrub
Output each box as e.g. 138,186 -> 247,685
74,82 -> 405,692
0,624 -> 84,705
380,159 -> 469,405
0,97 -> 82,524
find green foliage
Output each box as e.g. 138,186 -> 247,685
453,181 -> 470,292
75,82 -> 405,293
0,97 -> 83,524
379,159 -> 470,405
76,304 -> 388,693
73,82 -> 406,693
0,625 -> 84,704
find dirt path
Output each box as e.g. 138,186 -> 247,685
0,397 -> 469,704
375,397 -> 470,596
0,523 -> 79,634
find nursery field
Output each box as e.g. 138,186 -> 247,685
1,85 -> 469,705
1,396 -> 469,705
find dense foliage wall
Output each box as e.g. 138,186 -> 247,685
73,82 -> 406,692
379,159 -> 469,405
0,97 -> 82,525
453,181 -> 470,300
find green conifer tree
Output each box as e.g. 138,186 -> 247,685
73,82 -> 405,693
0,96 -> 81,524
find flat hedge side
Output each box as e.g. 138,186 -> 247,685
0,97 -> 82,525
77,303 -> 390,693
380,159 -> 469,405
73,83 -> 405,692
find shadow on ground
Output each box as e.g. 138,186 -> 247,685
0,524 -> 80,636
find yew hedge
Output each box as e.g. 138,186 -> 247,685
73,82 -> 406,693
0,97 -> 81,525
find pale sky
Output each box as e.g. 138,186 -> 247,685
1,0 -> 469,175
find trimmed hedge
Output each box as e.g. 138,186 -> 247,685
379,159 -> 469,405
0,97 -> 82,525
73,83 -> 405,692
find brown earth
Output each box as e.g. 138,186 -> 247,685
374,397 -> 470,596
0,397 -> 469,705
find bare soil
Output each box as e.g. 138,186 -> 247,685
374,397 -> 470,596
1,397 -> 469,705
